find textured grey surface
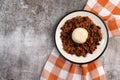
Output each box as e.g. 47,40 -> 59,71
0,0 -> 120,80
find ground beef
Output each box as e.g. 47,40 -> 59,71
60,16 -> 102,57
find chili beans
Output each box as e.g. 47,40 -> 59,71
60,16 -> 102,57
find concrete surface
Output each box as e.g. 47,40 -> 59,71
0,0 -> 120,80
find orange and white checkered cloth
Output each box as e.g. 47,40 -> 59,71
40,49 -> 106,80
85,0 -> 120,37
40,0 -> 120,80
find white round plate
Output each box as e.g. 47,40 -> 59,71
55,10 -> 109,64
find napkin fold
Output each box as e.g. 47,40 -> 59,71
85,0 -> 120,37
40,49 -> 106,80
40,0 -> 120,80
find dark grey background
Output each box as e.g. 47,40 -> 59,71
0,0 -> 120,80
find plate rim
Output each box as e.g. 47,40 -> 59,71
54,10 -> 109,64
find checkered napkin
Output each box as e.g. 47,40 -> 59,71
40,0 -> 120,80
85,0 -> 120,37
40,49 -> 106,80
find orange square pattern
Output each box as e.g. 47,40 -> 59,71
107,20 -> 118,30
55,58 -> 65,68
88,61 -> 97,71
48,73 -> 58,80
81,66 -> 88,75
112,6 -> 120,14
94,77 -> 100,80
70,64 -> 76,73
98,0 -> 109,7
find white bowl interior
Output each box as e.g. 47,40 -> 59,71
55,11 -> 108,63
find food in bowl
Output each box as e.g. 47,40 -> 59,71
60,16 -> 102,57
